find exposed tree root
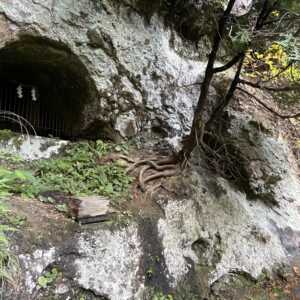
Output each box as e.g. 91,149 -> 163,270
99,152 -> 179,194
144,182 -> 162,202
139,168 -> 178,192
134,157 -> 178,192
138,165 -> 151,191
97,153 -> 135,164
126,157 -> 158,173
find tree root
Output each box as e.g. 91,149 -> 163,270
99,151 -> 179,194
139,168 -> 178,192
133,156 -> 178,192
126,157 -> 158,173
138,165 -> 151,191
97,153 -> 135,164
144,183 -> 162,202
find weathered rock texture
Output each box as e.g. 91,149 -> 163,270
4,107 -> 300,300
1,1 -> 300,300
0,0 -> 209,141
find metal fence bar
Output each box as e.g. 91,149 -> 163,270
0,81 -> 66,137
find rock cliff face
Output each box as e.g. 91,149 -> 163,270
1,1 -> 300,300
0,0 -> 208,142
4,107 -> 300,300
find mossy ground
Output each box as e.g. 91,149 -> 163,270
0,139 -> 134,292
0,140 -> 133,200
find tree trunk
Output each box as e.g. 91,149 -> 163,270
180,0 -> 237,159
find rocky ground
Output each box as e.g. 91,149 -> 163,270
0,103 -> 299,300
0,0 -> 300,299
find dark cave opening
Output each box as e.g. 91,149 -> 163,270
0,36 -> 96,139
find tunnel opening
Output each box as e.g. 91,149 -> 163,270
0,36 -> 96,139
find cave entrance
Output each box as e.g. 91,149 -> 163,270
0,36 -> 95,139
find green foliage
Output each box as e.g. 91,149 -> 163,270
0,150 -> 23,164
34,141 -> 133,199
37,268 -> 60,288
0,201 -> 19,286
230,27 -> 252,51
244,43 -> 300,82
278,33 -> 300,63
152,292 -> 174,300
280,0 -> 300,12
0,140 -> 133,203
0,129 -> 23,150
0,167 -> 41,199
0,129 -> 15,142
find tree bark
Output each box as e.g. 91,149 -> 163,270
180,0 -> 275,161
180,0 -> 237,159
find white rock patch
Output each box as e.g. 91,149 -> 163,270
75,224 -> 143,300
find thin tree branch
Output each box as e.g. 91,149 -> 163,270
237,87 -> 300,119
181,0 -> 237,156
213,53 -> 244,73
262,61 -> 294,82
208,55 -> 245,127
239,79 -> 300,92
175,81 -> 202,89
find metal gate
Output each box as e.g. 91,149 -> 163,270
0,80 -> 66,137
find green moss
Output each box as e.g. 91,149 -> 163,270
0,129 -> 16,142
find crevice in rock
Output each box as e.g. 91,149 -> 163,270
137,217 -> 171,294
79,287 -> 110,300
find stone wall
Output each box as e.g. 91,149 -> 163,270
0,0 -> 209,142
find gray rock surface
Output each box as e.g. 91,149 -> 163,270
6,109 -> 300,300
226,110 -> 296,203
1,1 -> 300,299
75,224 -> 143,299
0,134 -> 68,160
0,0 -> 208,140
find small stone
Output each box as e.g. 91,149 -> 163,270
55,283 -> 69,295
232,0 -> 253,16
115,111 -> 138,138
76,196 -> 116,224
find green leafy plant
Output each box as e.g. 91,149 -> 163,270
0,167 -> 41,199
0,150 -> 22,162
230,27 -> 252,51
0,129 -> 15,142
34,141 -> 133,199
37,268 -> 60,288
0,201 -> 19,286
152,292 -> 174,300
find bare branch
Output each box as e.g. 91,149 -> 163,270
237,87 -> 300,119
213,53 -> 244,73
239,79 -> 300,92
208,55 -> 245,127
181,0 -> 238,156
